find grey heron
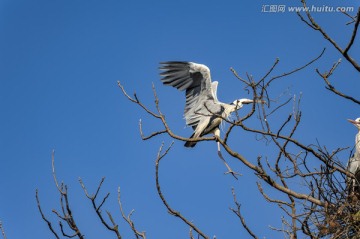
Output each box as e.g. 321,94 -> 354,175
347,117 -> 360,194
159,61 -> 260,150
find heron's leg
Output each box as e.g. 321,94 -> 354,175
354,179 -> 356,195
214,128 -> 221,152
214,128 -> 241,179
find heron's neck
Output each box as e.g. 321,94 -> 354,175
224,104 -> 238,114
218,104 -> 236,119
355,131 -> 360,158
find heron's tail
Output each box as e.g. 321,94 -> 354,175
184,133 -> 197,148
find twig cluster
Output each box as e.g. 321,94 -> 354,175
36,151 -> 145,239
297,0 -> 360,106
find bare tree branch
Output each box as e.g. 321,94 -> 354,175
344,7 -> 360,55
230,188 -> 258,239
37,150 -> 150,238
316,60 -> 360,105
155,142 -> 209,239
297,1 -> 360,72
118,187 -> 146,239
79,178 -> 122,239
36,189 -> 60,239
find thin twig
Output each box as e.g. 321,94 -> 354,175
118,187 -> 146,239
36,189 -> 60,239
297,1 -> 360,71
230,188 -> 258,239
79,178 -> 122,239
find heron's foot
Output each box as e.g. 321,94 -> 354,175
224,169 -> 242,180
217,150 -> 242,180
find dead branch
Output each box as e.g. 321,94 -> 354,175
38,151 -> 148,239
117,187 -> 146,239
155,142 -> 209,239
316,60 -> 360,105
297,0 -> 360,72
117,81 -> 216,146
230,188 -> 258,239
36,151 -> 84,239
36,189 -> 61,239
79,177 -> 122,239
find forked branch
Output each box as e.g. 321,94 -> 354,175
118,187 -> 146,239
37,151 -> 145,239
79,177 -> 122,239
297,0 -> 360,71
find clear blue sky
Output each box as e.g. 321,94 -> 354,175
1,0 -> 359,238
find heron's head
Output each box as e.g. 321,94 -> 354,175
348,118 -> 360,130
230,99 -> 254,111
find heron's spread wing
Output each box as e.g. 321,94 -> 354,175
159,61 -> 218,126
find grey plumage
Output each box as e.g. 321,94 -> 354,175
159,61 -> 256,148
347,118 -> 360,194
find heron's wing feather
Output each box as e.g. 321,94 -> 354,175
211,81 -> 219,103
160,61 -> 217,126
192,117 -> 211,139
185,100 -> 224,127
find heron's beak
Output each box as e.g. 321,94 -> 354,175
241,99 -> 254,104
241,99 -> 267,105
348,119 -> 360,125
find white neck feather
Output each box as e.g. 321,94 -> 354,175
355,131 -> 360,158
221,103 -> 238,118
